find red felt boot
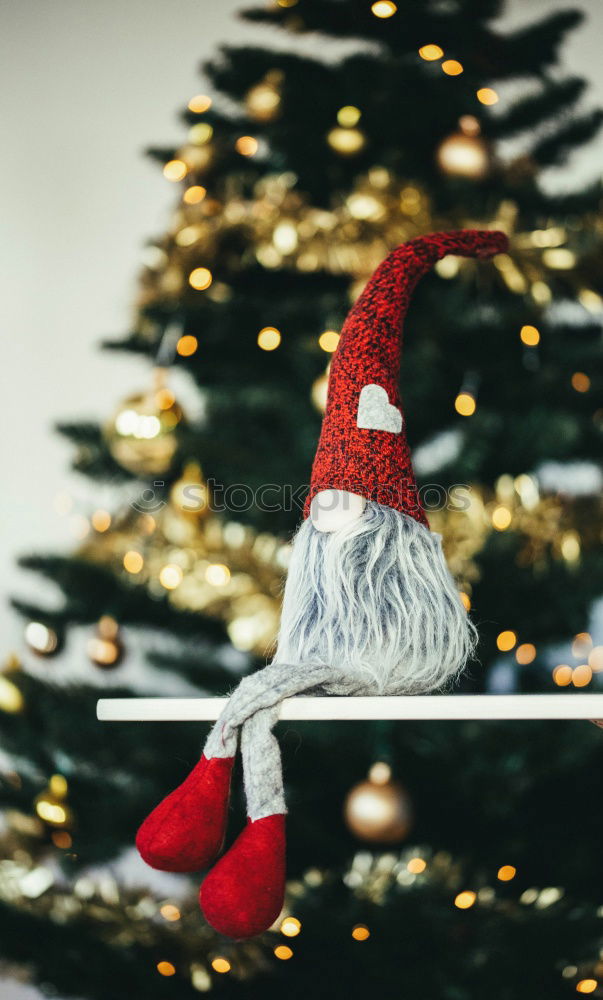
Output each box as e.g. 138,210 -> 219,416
136,755 -> 234,873
199,813 -> 286,938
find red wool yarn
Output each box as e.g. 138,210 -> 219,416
305,230 -> 508,524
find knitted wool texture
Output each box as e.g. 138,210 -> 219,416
305,229 -> 509,522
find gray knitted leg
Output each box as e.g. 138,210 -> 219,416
234,662 -> 362,822
241,704 -> 285,821
203,661 -> 338,760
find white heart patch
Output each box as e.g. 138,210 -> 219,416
357,384 -> 402,434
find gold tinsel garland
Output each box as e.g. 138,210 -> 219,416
0,825 -> 271,989
1,820 -> 600,993
78,472 -> 288,658
135,165 -> 603,314
74,466 -> 601,657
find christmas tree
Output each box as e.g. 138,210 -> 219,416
2,0 -> 603,996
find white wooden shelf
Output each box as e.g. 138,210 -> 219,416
96,694 -> 603,723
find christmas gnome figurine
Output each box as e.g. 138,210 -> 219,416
136,229 -> 508,939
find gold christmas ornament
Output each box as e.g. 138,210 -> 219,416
34,775 -> 73,830
86,616 -> 123,669
436,132 -> 490,180
105,371 -> 184,476
344,762 -> 413,843
245,72 -> 283,122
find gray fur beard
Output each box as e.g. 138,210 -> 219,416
274,501 -> 476,696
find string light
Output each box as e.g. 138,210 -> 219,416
327,127 -> 365,154
0,675 -> 24,714
211,958 -> 231,974
561,532 -> 581,562
352,924 -> 370,940
280,917 -> 302,937
337,105 -> 361,127
576,982 -> 598,995
571,372 -> 590,392
454,392 -> 476,416
273,221 -> 298,253
160,904 -> 181,922
319,330 -> 340,352
176,335 -> 198,357
36,798 -> 67,826
516,644 -> 536,665
520,325 -> 540,346
51,831 -> 72,849
454,891 -> 476,909
176,227 -> 201,248
189,267 -> 213,290
188,94 -> 212,113
497,865 -> 517,881
491,506 -> 512,531
91,510 -> 111,532
418,44 -> 443,60
163,159 -> 188,181
543,248 -> 576,269
123,551 -> 144,574
258,327 -> 282,351
573,632 -> 592,657
205,563 -> 231,586
25,622 -> 59,655
274,945 -> 294,960
496,630 -> 517,652
437,133 -> 489,179
572,664 -> 592,688
442,60 -> 463,75
235,136 -> 258,156
553,664 -> 573,686
183,185 -> 206,205
366,761 -> 389,784
371,1 -> 397,17
589,646 -> 603,672
477,88 -> 499,105
459,592 -> 471,611
159,564 -> 183,590
157,961 -> 176,977
459,115 -> 481,136
189,123 -> 213,146
407,857 -> 427,874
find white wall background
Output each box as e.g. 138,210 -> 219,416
0,3 -> 602,993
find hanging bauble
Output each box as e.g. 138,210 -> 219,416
436,132 -> 490,180
86,616 -> 123,669
24,621 -> 60,657
245,71 -> 283,122
344,762 -> 413,843
327,127 -> 366,156
105,371 -> 185,476
34,774 -> 73,830
170,461 -> 211,520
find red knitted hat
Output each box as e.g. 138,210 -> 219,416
305,230 -> 508,526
